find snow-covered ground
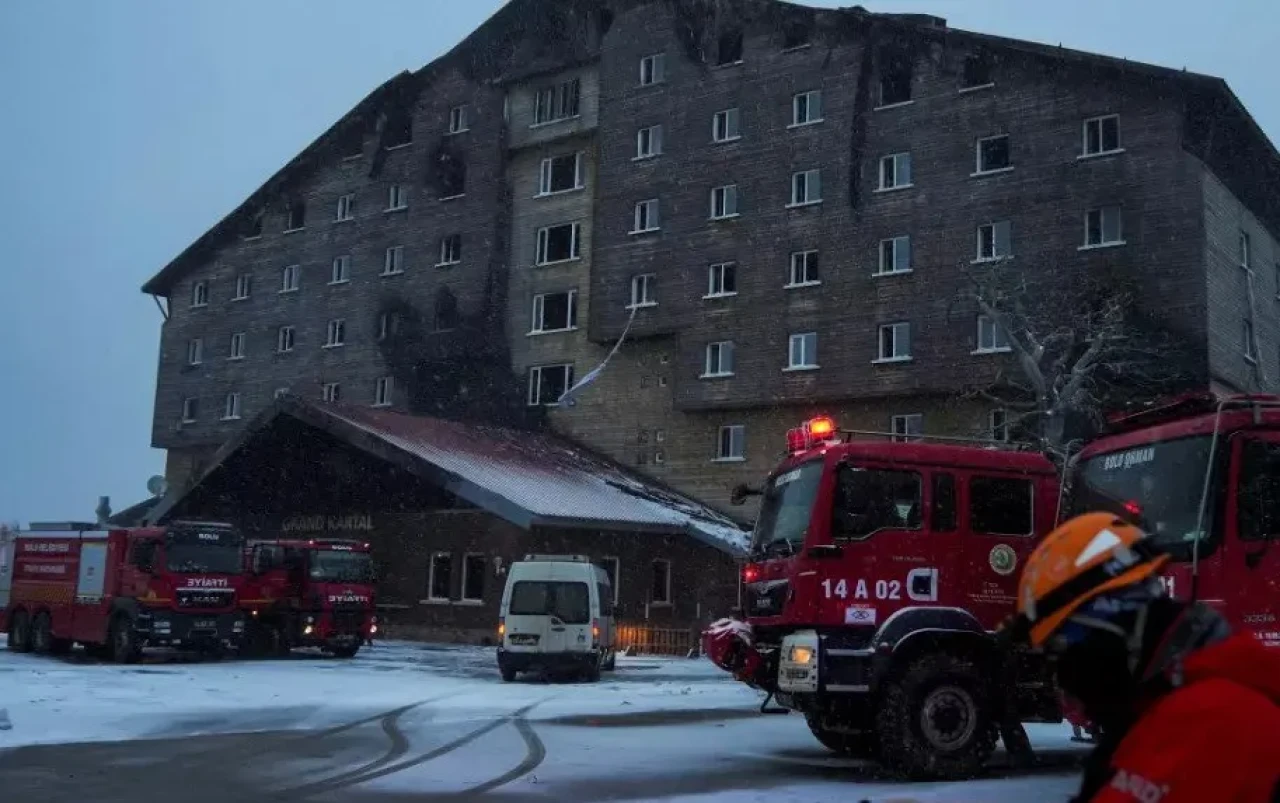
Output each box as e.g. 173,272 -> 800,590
0,640 -> 1087,801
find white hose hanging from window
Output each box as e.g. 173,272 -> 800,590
557,303 -> 640,408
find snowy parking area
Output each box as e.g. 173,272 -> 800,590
0,640 -> 1087,802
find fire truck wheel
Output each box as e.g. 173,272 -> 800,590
805,716 -> 877,758
875,652 -> 997,781
602,651 -> 617,672
330,644 -> 360,659
31,612 -> 54,654
108,616 -> 141,664
8,610 -> 33,653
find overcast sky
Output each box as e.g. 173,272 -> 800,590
0,0 -> 1275,525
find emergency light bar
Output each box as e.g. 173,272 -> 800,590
786,416 -> 840,453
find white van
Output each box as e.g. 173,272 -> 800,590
496,555 -> 616,682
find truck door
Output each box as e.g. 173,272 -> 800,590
958,472 -> 1039,624
826,462 -> 940,630
1224,434 -> 1280,646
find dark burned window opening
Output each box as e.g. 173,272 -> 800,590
434,288 -> 459,332
878,56 -> 913,106
243,210 -> 264,240
376,312 -> 399,342
782,22 -> 810,50
716,30 -> 743,66
285,200 -> 306,231
438,156 -> 466,198
338,123 -> 364,159
961,53 -> 993,90
384,108 -> 413,149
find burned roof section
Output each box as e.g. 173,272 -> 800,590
140,0 -> 1280,296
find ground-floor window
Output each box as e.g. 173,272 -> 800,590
428,552 -> 452,601
596,556 -> 620,604
462,554 -> 486,602
651,559 -> 671,606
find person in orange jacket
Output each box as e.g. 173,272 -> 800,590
1007,512 -> 1280,802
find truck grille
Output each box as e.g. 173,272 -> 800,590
331,610 -> 364,634
177,589 -> 234,609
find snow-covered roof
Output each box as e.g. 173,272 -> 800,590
320,404 -> 749,555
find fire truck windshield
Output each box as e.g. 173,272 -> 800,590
1069,435 -> 1215,555
750,459 -> 824,557
308,550 -> 375,584
165,535 -> 244,574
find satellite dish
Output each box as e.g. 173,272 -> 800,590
146,475 -> 169,498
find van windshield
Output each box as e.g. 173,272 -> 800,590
509,581 -> 590,624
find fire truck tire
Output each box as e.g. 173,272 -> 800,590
603,651 -> 617,672
874,652 -> 998,781
805,716 -> 877,758
8,610 -> 33,653
108,616 -> 141,664
330,644 -> 360,659
31,612 -> 54,654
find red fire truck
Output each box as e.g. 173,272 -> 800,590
240,538 -> 378,659
1,520 -> 247,662
703,416 -> 1063,780
1063,393 -> 1280,647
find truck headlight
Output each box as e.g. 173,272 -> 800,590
789,645 -> 815,666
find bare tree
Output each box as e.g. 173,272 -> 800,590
958,261 -> 1201,463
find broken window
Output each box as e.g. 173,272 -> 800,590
716,30 -> 743,65
878,55 -> 913,106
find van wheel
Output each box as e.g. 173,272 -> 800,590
9,611 -> 33,653
32,612 -> 54,654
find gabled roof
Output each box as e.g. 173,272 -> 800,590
148,397 -> 750,555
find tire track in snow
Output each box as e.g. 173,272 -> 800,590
274,698 -> 551,799
460,713 -> 547,796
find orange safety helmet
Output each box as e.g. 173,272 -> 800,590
1016,512 -> 1170,648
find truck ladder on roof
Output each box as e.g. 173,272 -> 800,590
835,428 -> 1036,451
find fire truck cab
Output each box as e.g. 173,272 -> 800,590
1,520 -> 246,662
1066,393 -> 1280,646
241,537 -> 378,659
704,417 -> 1062,779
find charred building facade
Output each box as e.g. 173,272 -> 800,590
144,1 -> 1280,519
